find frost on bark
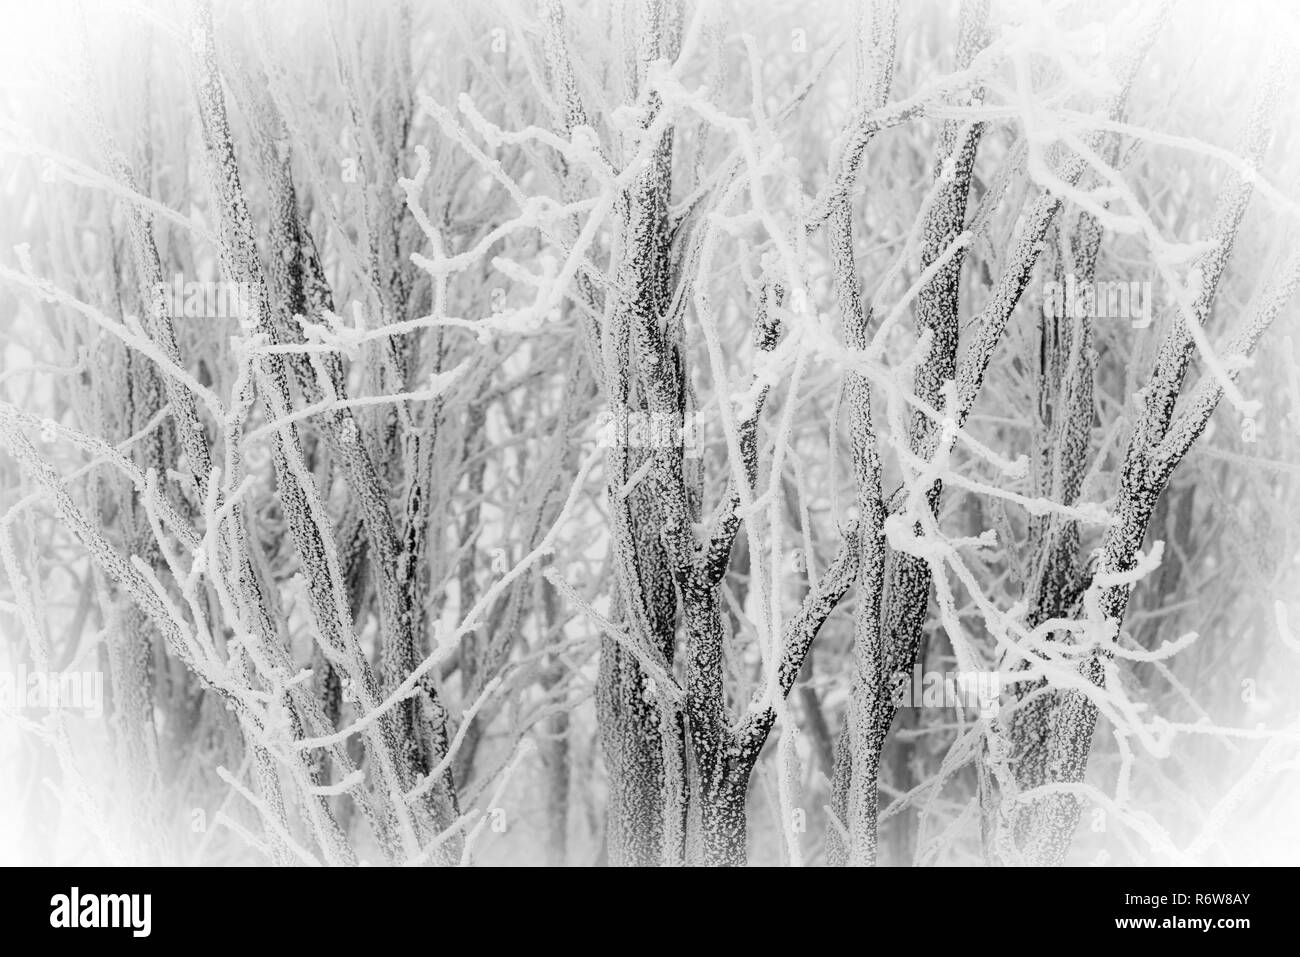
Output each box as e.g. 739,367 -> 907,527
1005,56 -> 1295,864
2,0 -> 1297,868
830,0 -> 985,867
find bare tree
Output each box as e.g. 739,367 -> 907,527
1,0 -> 1297,868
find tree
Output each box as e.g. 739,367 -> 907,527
1,0 -> 1297,867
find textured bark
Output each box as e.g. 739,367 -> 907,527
187,0 -> 450,857
588,0 -> 689,867
985,204 -> 1104,863
831,0 -> 984,866
1013,58 -> 1291,863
